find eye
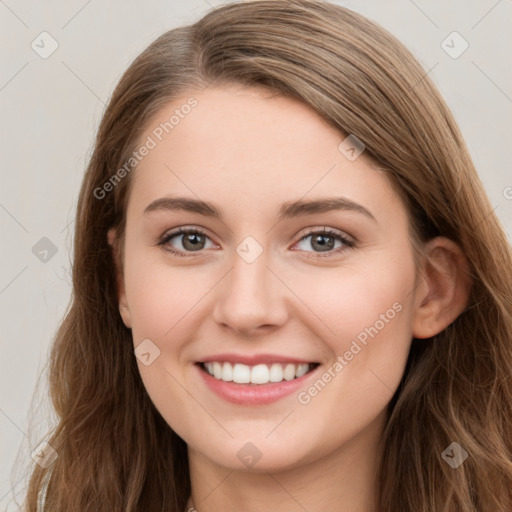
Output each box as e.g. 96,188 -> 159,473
293,228 -> 355,257
157,227 -> 216,257
157,226 -> 355,258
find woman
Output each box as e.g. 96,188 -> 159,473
22,0 -> 512,510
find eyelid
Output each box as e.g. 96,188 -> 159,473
297,226 -> 354,244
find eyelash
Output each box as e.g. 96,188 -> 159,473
156,226 -> 356,258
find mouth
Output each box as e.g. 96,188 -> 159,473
197,361 -> 321,385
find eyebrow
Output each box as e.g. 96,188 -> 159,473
143,196 -> 376,222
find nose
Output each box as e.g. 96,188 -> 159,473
212,246 -> 289,336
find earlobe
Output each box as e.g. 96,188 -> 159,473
412,237 -> 473,339
118,303 -> 132,329
107,227 -> 132,329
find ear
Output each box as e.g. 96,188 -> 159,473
107,227 -> 132,328
412,237 -> 473,339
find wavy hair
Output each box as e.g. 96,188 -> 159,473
21,1 -> 512,510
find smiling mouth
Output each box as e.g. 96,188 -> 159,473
198,361 -> 320,385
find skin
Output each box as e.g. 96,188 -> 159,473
108,84 -> 471,512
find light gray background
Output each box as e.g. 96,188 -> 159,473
1,0 -> 511,509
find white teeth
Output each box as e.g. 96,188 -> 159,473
269,363 -> 283,382
232,363 -> 251,384
296,363 -> 309,378
203,361 -> 313,384
222,362 -> 233,382
251,364 -> 269,384
283,363 -> 296,381
213,362 -> 223,379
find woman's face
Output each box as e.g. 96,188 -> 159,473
114,84 -> 422,472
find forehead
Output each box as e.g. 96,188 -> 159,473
138,84 -> 345,169
126,84 -> 401,224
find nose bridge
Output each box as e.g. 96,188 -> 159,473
212,238 -> 287,333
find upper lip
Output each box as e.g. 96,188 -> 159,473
198,353 -> 318,366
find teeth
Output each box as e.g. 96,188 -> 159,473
213,362 -> 223,379
233,363 -> 251,384
203,361 -> 312,384
296,363 -> 309,378
222,362 -> 233,382
283,363 -> 296,381
251,364 -> 269,384
269,363 -> 283,382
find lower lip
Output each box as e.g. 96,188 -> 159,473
196,364 -> 319,405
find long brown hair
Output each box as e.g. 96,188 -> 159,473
20,1 -> 512,510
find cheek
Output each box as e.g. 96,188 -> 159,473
123,250 -> 206,434
288,249 -> 416,413
124,248 -> 210,342
288,251 -> 416,354
291,250 -> 416,432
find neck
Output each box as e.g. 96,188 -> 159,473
186,410 -> 385,512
